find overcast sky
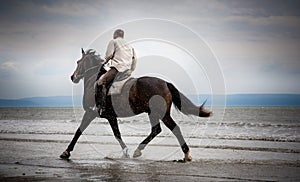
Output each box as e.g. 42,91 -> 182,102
0,0 -> 300,99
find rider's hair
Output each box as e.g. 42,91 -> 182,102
114,29 -> 124,38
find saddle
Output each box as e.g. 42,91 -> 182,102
107,70 -> 136,95
94,69 -> 135,98
108,77 -> 136,95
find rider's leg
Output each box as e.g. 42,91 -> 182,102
97,67 -> 118,112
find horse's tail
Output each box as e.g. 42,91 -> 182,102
166,82 -> 211,117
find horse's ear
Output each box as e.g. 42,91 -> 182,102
81,48 -> 85,55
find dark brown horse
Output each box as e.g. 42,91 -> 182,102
60,49 -> 211,161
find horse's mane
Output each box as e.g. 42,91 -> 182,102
85,49 -> 103,62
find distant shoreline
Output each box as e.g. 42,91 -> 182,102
0,105 -> 300,109
0,94 -> 300,107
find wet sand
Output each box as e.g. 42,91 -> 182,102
1,107 -> 300,181
1,135 -> 300,181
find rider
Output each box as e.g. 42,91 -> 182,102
96,29 -> 136,115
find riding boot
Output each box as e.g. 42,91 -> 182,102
99,86 -> 107,116
95,84 -> 102,109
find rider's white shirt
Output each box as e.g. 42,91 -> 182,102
105,37 -> 136,72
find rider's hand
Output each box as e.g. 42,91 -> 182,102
103,56 -> 112,65
102,59 -> 109,65
103,60 -> 108,65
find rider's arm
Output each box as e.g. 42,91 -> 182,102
104,40 -> 115,64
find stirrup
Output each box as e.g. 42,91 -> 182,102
90,105 -> 98,112
98,108 -> 106,117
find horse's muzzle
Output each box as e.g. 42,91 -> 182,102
71,74 -> 80,83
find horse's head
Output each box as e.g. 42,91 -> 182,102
71,48 -> 103,83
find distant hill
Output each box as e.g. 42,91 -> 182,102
0,94 -> 300,107
0,96 -> 82,107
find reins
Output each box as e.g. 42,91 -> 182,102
77,65 -> 100,79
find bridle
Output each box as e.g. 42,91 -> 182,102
75,52 -> 102,80
77,64 -> 100,77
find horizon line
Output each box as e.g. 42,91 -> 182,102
1,93 -> 300,100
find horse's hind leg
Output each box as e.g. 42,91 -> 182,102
133,95 -> 166,158
106,116 -> 129,158
60,109 -> 97,159
133,114 -> 162,158
162,114 -> 192,161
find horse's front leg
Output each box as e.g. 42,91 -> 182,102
107,116 -> 129,158
60,109 -> 97,159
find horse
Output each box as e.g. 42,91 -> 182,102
60,48 -> 211,161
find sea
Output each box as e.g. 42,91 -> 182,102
0,107 -> 299,141
0,106 -> 299,163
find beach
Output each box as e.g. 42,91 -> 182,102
0,107 -> 300,181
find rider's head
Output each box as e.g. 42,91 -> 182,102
113,29 -> 124,39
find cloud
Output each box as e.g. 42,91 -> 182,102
0,61 -> 18,71
224,0 -> 300,16
0,61 -> 19,79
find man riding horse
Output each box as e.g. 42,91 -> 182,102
61,29 -> 211,161
95,29 -> 136,116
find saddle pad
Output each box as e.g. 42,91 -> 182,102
108,77 -> 136,95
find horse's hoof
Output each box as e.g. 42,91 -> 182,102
184,156 -> 192,162
60,150 -> 71,159
133,149 -> 142,158
122,147 -> 130,158
184,151 -> 192,162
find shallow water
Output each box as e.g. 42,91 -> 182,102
0,107 -> 299,180
0,107 -> 299,142
1,107 -> 300,160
